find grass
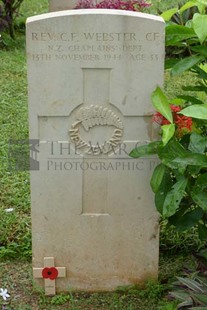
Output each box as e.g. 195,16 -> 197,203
0,0 -> 202,309
0,252 -> 195,309
0,33 -> 31,260
0,257 -> 185,309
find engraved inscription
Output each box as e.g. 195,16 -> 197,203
28,31 -> 164,63
31,31 -> 162,42
31,32 -> 137,42
69,105 -> 124,155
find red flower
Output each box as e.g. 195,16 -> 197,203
175,115 -> 193,131
42,267 -> 58,280
152,112 -> 170,125
170,105 -> 182,113
162,118 -> 171,125
152,104 -> 193,137
152,105 -> 181,126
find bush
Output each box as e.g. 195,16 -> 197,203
76,0 -> 151,11
130,1 -> 207,239
0,0 -> 24,39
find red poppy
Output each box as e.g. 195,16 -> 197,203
42,267 -> 58,280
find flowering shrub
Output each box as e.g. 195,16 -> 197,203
76,0 -> 151,11
131,85 -> 207,238
0,0 -> 23,39
153,104 -> 193,137
130,1 -> 207,238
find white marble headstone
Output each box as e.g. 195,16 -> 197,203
27,9 -> 165,292
49,0 -> 78,11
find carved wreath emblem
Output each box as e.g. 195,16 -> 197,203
69,105 -> 124,155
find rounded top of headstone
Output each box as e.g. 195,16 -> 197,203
28,9 -> 165,24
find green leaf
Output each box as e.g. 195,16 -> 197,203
193,13 -> 207,44
151,87 -> 173,123
165,58 -> 180,70
188,132 -> 207,153
182,85 -> 207,92
191,174 -> 207,210
171,55 -> 204,76
196,249 -> 207,261
129,141 -> 162,158
161,124 -> 175,145
166,24 -> 196,45
196,1 -> 207,14
169,207 -> 204,232
196,0 -> 207,7
198,224 -> 207,241
191,46 -> 207,57
158,138 -> 188,170
192,65 -> 207,79
169,290 -> 191,301
180,104 -> 207,119
170,97 -> 186,105
150,163 -> 166,193
163,177 -> 188,218
194,172 -> 207,186
187,165 -> 202,176
200,63 -> 207,73
173,153 -> 207,167
154,168 -> 173,214
179,1 -> 197,13
161,8 -> 178,21
192,293 -> 207,305
177,277 -> 204,293
177,95 -> 204,105
178,300 -> 194,308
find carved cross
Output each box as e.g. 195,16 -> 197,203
69,68 -> 124,215
69,68 -> 124,156
33,257 -> 66,295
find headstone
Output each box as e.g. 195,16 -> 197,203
49,0 -> 78,11
49,0 -> 102,11
26,9 -> 165,292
